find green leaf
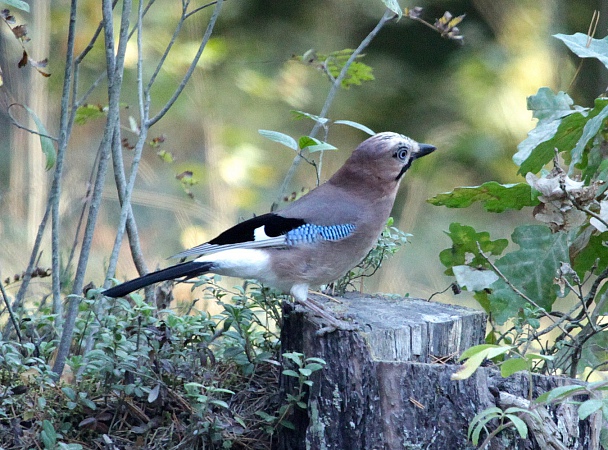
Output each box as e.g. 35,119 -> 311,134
21,104 -> 56,170
428,182 -> 539,212
453,345 -> 511,380
526,87 -> 575,122
555,33 -> 608,70
259,130 -> 297,150
307,143 -> 337,153
304,362 -> 325,372
513,119 -> 560,169
439,223 -> 509,276
294,49 -> 375,88
468,407 -> 503,444
382,0 -> 402,19
505,414 -> 528,439
305,357 -> 326,365
500,358 -> 530,377
572,231 -> 608,278
290,110 -> 329,125
298,136 -> 337,153
334,120 -> 375,135
280,420 -> 296,430
41,420 -> 56,448
255,410 -> 276,422
538,384 -> 585,404
148,384 -> 160,403
570,99 -> 608,169
157,150 -> 174,163
298,368 -> 312,377
504,407 -> 533,415
282,369 -> 300,378
515,111 -> 586,174
1,0 -> 30,12
487,225 -> 568,324
74,104 -> 106,125
579,328 -> 608,373
452,349 -> 487,380
62,386 -> 76,401
515,98 -> 608,175
459,344 -> 512,361
578,399 -> 603,420
282,352 -> 304,365
210,399 -> 230,409
338,60 -> 375,88
525,353 -> 554,362
588,380 -> 608,391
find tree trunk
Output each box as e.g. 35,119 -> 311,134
279,293 -> 601,449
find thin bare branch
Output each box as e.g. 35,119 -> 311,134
53,0 -> 134,377
146,0 -> 224,127
272,9 -> 397,210
0,269 -> 22,343
6,104 -> 58,141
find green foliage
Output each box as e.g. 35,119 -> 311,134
333,217 -> 411,294
515,92 -> 608,175
452,344 -> 512,380
487,225 -> 568,324
334,119 -> 375,136
434,33 -> 608,448
257,352 -> 326,432
259,129 -> 337,154
439,222 -> 508,276
294,48 -> 375,88
433,29 -> 608,384
554,32 -> 608,70
20,104 -> 56,170
526,86 -> 575,121
1,0 -> 30,12
428,181 -> 539,212
453,344 -> 553,381
298,136 -> 337,153
468,406 -> 530,446
535,381 -> 608,423
0,281 -> 291,448
259,129 -> 298,150
572,231 -> 608,277
74,104 -> 106,125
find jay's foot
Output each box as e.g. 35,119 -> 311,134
294,296 -> 358,335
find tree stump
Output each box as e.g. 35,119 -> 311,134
279,293 -> 601,450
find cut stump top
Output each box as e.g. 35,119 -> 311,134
306,292 -> 487,363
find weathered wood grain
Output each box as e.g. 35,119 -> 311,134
278,293 -> 600,450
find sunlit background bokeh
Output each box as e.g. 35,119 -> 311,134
1,0 -> 606,309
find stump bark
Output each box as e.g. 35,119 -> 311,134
279,293 -> 601,450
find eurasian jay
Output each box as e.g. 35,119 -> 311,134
104,132 -> 435,329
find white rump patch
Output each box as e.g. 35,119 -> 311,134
194,248 -> 272,280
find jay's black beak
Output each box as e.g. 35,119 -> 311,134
415,143 -> 436,159
395,143 -> 436,181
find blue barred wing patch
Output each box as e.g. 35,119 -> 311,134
285,223 -> 355,246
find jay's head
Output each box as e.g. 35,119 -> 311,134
340,132 -> 436,184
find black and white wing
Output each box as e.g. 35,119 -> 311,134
172,212 -> 356,259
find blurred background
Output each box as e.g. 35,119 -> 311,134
1,0 -> 607,308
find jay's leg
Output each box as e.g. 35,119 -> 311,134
290,284 -> 358,334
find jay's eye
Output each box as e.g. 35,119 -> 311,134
395,147 -> 409,161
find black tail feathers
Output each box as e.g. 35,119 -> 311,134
104,261 -> 213,298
